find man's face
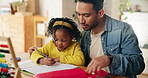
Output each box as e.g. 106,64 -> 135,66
76,2 -> 99,30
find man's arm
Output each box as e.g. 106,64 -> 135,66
109,26 -> 145,75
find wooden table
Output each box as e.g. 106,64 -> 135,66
96,73 -> 128,78
4,52 -> 128,78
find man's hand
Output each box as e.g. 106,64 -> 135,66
39,58 -> 55,66
86,55 -> 110,74
28,46 -> 38,55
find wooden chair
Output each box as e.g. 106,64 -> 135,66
0,36 -> 22,78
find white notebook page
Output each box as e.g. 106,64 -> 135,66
18,60 -> 78,75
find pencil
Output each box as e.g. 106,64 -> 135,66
35,49 -> 50,58
35,49 -> 56,63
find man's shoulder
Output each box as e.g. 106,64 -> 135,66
106,15 -> 131,30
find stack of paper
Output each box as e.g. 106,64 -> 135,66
18,60 -> 78,75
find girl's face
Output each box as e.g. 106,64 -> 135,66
54,29 -> 73,51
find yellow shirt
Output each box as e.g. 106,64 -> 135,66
31,40 -> 84,66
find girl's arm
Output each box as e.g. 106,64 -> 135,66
60,42 -> 85,66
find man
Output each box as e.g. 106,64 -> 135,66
76,0 -> 145,78
28,0 -> 145,78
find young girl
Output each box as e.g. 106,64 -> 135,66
30,17 -> 84,66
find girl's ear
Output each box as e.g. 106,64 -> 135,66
98,9 -> 104,18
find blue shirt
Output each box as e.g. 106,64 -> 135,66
80,15 -> 145,78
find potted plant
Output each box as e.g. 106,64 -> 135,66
119,0 -> 132,20
11,0 -> 27,14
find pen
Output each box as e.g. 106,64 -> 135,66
35,49 -> 50,58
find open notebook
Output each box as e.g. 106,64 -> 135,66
18,60 -> 78,75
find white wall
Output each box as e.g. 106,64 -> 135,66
38,0 -> 75,20
104,0 -> 120,19
62,0 -> 76,19
0,0 -> 20,2
38,0 -> 62,20
122,12 -> 148,47
129,0 -> 148,12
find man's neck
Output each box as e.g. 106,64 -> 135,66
91,17 -> 105,34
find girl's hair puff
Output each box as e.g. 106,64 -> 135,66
47,17 -> 81,41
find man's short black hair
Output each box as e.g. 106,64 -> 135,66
78,0 -> 104,13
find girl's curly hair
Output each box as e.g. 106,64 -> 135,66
47,17 -> 81,41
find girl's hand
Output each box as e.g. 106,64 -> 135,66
28,46 -> 38,55
53,57 -> 60,62
39,58 -> 55,66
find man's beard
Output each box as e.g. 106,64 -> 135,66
88,22 -> 99,30
82,20 -> 99,31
